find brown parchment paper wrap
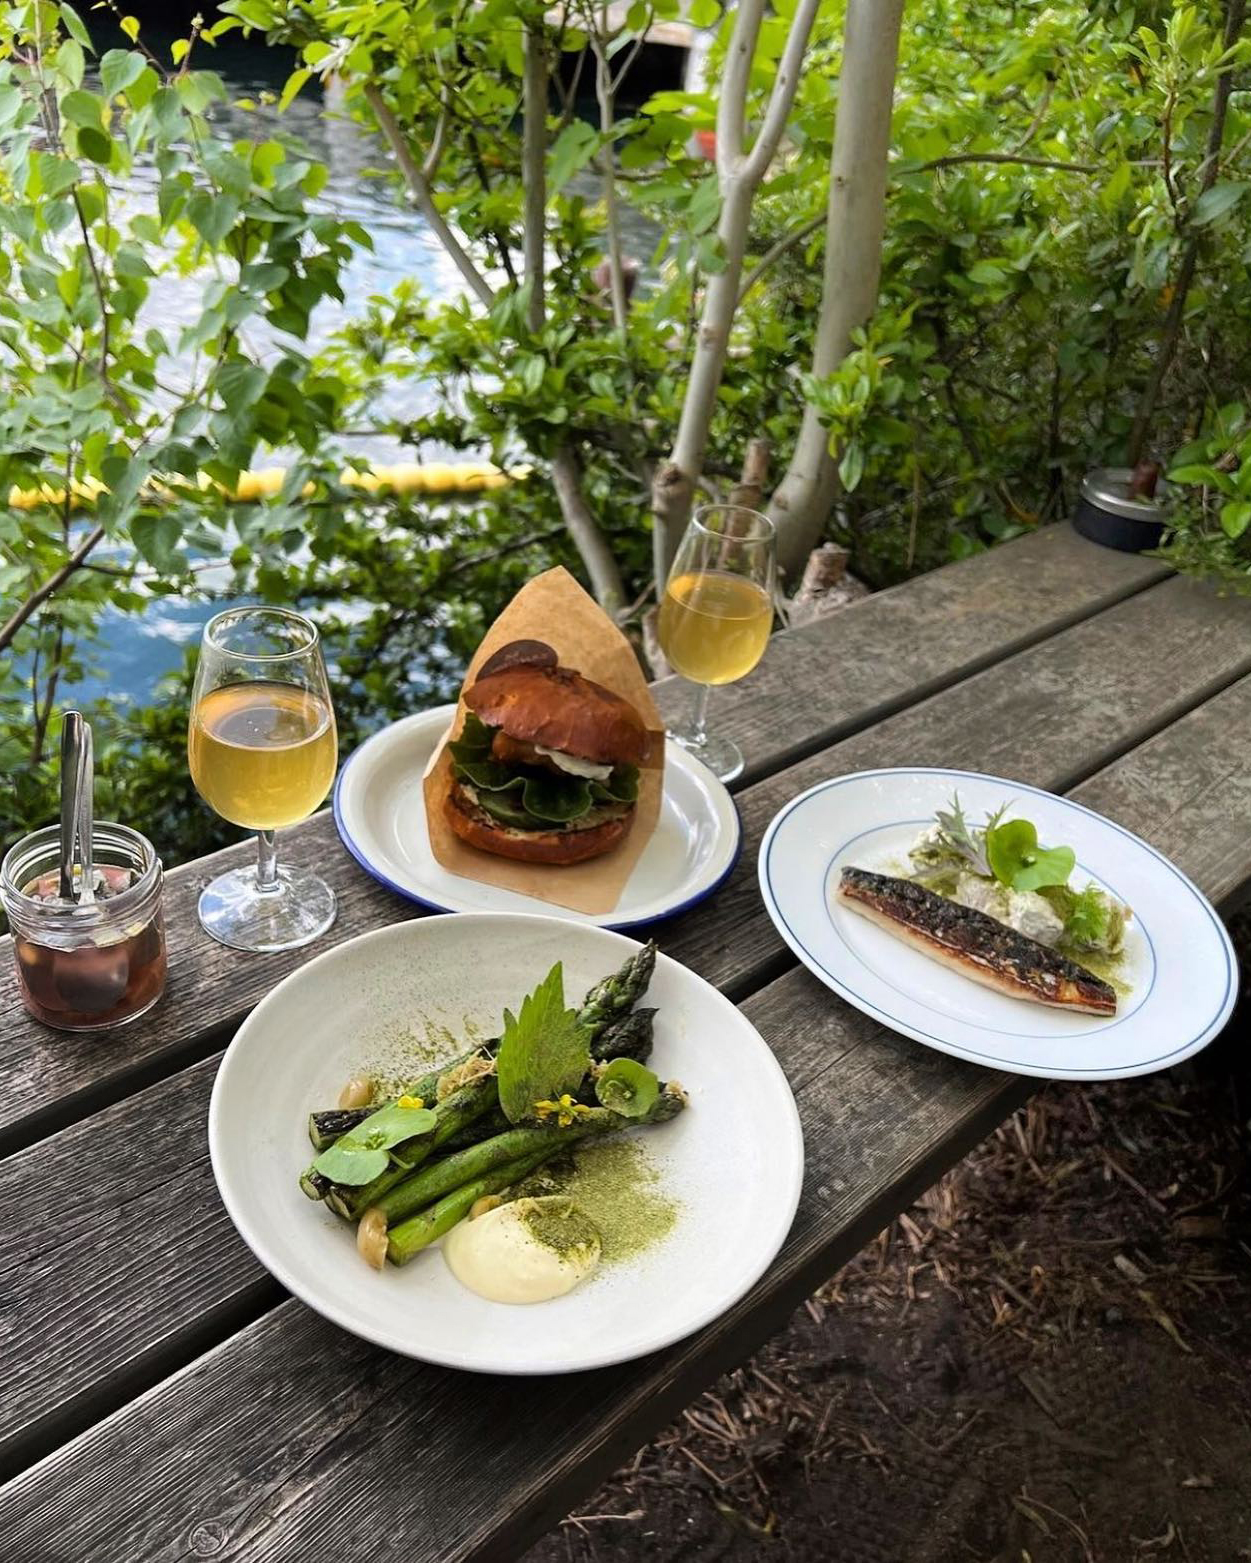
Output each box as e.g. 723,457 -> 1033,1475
423,567 -> 665,914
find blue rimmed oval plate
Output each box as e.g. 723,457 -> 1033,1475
758,767 -> 1236,1081
334,706 -> 740,930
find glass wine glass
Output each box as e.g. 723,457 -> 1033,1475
188,607 -> 339,952
657,504 -> 777,783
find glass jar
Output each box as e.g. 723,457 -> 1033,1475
1,822 -> 166,1031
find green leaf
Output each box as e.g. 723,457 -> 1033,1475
448,712 -> 496,763
215,360 -> 267,408
131,514 -> 183,573
310,1100 -> 436,1184
186,191 -> 240,245
549,120 -> 599,192
985,818 -> 1075,892
120,15 -> 141,42
591,764 -> 639,804
687,0 -> 721,24
76,127 -> 113,166
595,1058 -> 660,1118
100,49 -> 147,99
60,90 -> 103,129
59,4 -> 93,47
496,963 -> 592,1125
1191,181 -> 1248,226
522,772 -> 593,822
279,68 -> 312,112
838,440 -> 865,492
1220,499 -> 1251,539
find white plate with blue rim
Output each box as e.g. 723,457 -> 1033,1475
758,767 -> 1237,1081
334,705 -> 740,929
208,914 -> 804,1372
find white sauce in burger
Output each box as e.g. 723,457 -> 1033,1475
533,744 -> 614,781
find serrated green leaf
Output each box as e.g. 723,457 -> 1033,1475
131,513 -> 183,573
100,49 -> 146,99
496,964 -> 592,1125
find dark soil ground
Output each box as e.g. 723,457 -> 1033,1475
526,955 -> 1251,1563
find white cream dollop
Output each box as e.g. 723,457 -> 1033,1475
952,873 -> 1064,945
533,744 -> 614,781
442,1196 -> 602,1304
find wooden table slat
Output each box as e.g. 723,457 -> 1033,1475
0,538 -> 1184,1157
6,642 -> 1251,1553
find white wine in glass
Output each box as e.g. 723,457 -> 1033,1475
188,608 -> 338,952
657,505 -> 776,782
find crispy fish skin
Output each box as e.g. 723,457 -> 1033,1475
837,867 -> 1117,1017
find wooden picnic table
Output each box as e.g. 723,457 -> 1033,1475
3,522 -> 1250,1562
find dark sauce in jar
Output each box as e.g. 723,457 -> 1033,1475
14,865 -> 167,1029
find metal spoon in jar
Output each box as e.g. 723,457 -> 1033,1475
59,711 -> 87,902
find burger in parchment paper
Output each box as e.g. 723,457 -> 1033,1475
444,639 -> 653,865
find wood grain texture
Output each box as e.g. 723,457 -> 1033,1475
1072,668 -> 1251,912
0,1054 -> 269,1481
649,522 -> 1168,782
662,573 -> 1251,985
0,526 -> 1167,1156
6,640 -> 1251,1545
0,967 -> 1032,1563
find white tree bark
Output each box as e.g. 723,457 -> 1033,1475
364,86 -> 496,309
649,0 -> 821,590
522,26 -> 548,334
767,0 -> 905,584
520,21 -> 626,611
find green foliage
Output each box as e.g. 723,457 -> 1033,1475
1157,403 -> 1251,586
4,0 -> 1251,880
496,963 -> 592,1125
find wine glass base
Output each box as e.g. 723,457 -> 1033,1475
197,864 -> 338,954
669,730 -> 744,784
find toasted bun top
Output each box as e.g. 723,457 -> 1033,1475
464,648 -> 650,767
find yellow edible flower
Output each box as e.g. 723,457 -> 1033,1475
397,1094 -> 425,1110
533,1093 -> 593,1128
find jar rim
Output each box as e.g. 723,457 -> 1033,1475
1,821 -> 162,924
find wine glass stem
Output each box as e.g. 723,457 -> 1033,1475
691,682 -> 712,746
256,829 -> 280,894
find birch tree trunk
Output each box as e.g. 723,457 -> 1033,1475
767,0 -> 905,584
649,0 -> 821,590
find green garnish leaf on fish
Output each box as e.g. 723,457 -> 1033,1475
985,817 -> 1076,892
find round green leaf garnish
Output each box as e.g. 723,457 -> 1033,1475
595,1058 -> 661,1119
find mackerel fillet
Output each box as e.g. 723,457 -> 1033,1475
837,867 -> 1117,1016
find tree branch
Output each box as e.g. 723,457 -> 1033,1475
737,212 -> 825,306
0,524 -> 105,654
1126,0 -> 1246,465
522,24 -> 548,333
593,11 -> 629,334
551,446 -> 627,612
716,0 -> 765,172
743,0 -> 822,183
913,151 -> 1097,174
767,0 -> 905,583
364,84 -> 495,309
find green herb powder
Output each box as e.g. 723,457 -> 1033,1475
526,1140 -> 679,1266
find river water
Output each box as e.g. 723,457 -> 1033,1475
65,29 -> 561,707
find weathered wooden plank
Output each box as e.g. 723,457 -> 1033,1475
0,526 -> 1167,1156
1071,669 -> 1251,913
649,522 -> 1167,785
0,1054 -> 272,1482
661,572 -> 1251,982
0,967 -> 1032,1563
6,646 -> 1251,1514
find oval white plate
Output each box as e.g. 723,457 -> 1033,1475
758,767 -> 1236,1081
208,914 -> 804,1373
333,706 -> 740,928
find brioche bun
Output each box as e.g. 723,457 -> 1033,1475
445,779 -> 634,865
465,652 -> 650,768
